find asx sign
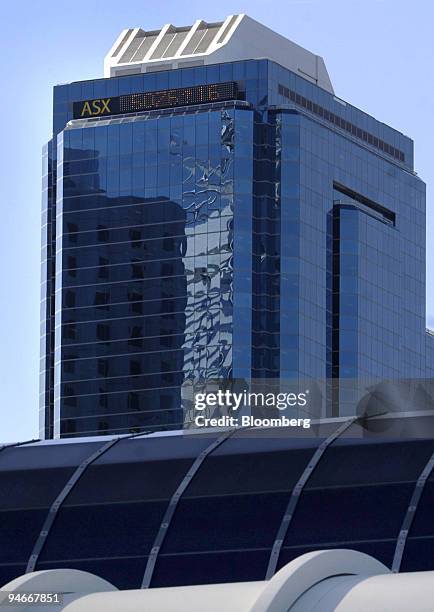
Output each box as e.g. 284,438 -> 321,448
73,98 -> 118,119
72,83 -> 238,120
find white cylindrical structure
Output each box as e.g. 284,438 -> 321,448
2,550 -> 434,612
290,571 -> 434,611
63,582 -> 262,612
0,569 -> 116,611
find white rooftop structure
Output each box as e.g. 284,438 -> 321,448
3,550 -> 434,612
104,14 -> 334,93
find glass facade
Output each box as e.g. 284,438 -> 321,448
41,59 -> 429,438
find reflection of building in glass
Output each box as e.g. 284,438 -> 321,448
58,142 -> 190,435
41,14 -> 432,438
42,109 -> 247,437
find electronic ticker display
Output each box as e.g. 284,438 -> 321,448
73,82 -> 238,119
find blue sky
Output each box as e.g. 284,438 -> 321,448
1,0 -> 433,442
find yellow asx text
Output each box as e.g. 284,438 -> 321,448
80,99 -> 111,117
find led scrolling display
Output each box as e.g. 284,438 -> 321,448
73,82 -> 238,119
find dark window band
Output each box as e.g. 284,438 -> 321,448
334,182 -> 396,226
278,84 -> 405,163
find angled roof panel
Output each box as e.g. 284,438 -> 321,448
111,29 -> 134,57
179,25 -> 208,56
150,29 -> 180,60
162,29 -> 190,58
119,29 -> 146,63
194,25 -> 222,54
131,32 -> 159,62
215,14 -> 238,44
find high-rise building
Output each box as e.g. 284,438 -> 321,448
40,14 -> 432,439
